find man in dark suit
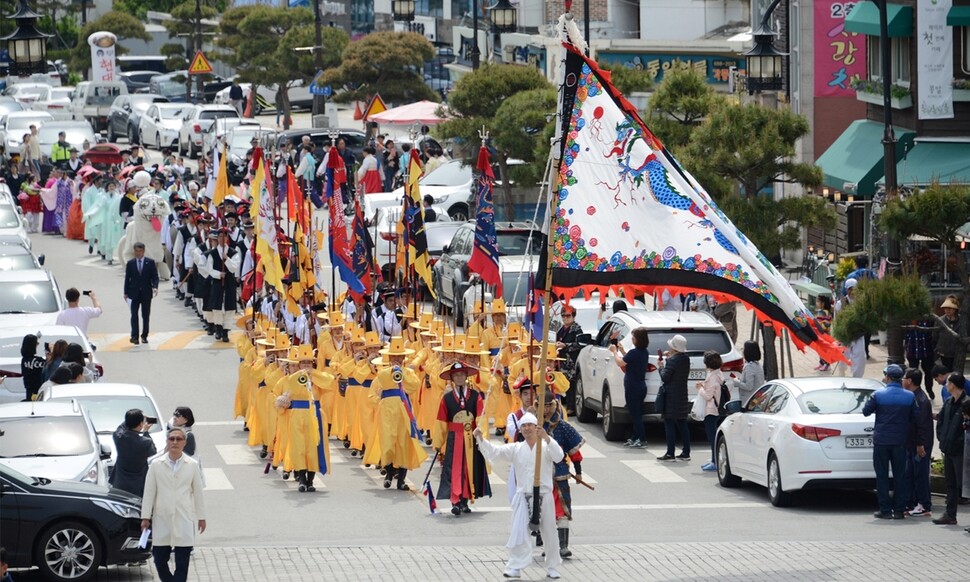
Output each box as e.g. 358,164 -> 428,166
124,242 -> 159,345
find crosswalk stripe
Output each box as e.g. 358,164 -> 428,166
216,444 -> 260,465
159,330 -> 204,350
620,460 -> 686,483
203,468 -> 234,490
580,443 -> 606,459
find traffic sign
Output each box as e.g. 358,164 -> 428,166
188,51 -> 213,75
310,83 -> 331,96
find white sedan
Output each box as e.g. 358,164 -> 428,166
715,376 -> 885,507
37,383 -> 167,475
30,86 -> 74,121
139,103 -> 189,149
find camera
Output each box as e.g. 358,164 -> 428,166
82,290 -> 91,296
609,338 -> 619,346
44,342 -> 50,352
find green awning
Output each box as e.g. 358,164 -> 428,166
816,120 -> 916,197
894,142 -> 970,187
844,2 -> 913,37
948,6 -> 970,26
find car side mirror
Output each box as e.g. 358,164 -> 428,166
153,117 -> 159,123
100,443 -> 112,461
442,244 -> 450,254
576,333 -> 593,345
123,104 -> 130,111
37,254 -> 45,265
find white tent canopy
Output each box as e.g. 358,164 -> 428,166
368,100 -> 449,126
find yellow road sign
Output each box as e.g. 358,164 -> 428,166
189,51 -> 213,75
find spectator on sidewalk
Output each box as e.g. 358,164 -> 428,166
733,341 -> 765,405
55,288 -> 102,334
904,317 -> 936,399
932,374 -> 968,526
110,409 -> 157,497
932,364 -> 952,402
19,334 -> 46,401
902,368 -> 933,517
863,364 -> 917,519
935,295 -> 966,374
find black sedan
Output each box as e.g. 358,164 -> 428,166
0,464 -> 150,581
106,94 -> 169,144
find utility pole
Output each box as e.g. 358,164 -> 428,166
313,0 -> 324,116
471,0 -> 480,70
195,0 -> 203,103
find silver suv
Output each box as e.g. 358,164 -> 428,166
574,310 -> 743,441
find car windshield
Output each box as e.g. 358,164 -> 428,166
156,107 -> 183,120
88,86 -> 123,105
230,132 -> 270,149
0,280 -> 59,313
796,388 -> 875,414
130,98 -> 158,113
497,232 -> 540,256
51,88 -> 73,100
200,110 -> 237,121
16,86 -> 49,99
0,253 -> 34,270
157,81 -> 184,99
8,116 -> 50,130
48,395 -> 162,435
646,330 -> 732,356
39,126 -> 93,145
0,332 -> 83,357
421,162 -> 469,187
426,226 -> 461,252
0,101 -> 24,116
501,272 -> 530,306
0,416 -> 93,457
0,206 -> 20,228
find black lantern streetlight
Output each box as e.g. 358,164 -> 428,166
392,0 -> 415,22
744,0 -> 787,93
488,0 -> 517,33
2,0 -> 51,77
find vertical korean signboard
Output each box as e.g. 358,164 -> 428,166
88,31 -> 117,82
917,0 -> 953,119
814,2 -> 867,97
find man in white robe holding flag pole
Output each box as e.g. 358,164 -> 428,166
474,413 -> 563,580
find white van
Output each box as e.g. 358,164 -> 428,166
70,81 -> 128,133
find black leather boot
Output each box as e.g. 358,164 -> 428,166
206,322 -> 214,335
558,528 -> 571,558
305,471 -> 316,492
297,470 -> 307,492
396,468 -> 409,490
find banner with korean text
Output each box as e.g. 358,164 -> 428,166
814,2 -> 867,97
87,31 -> 117,82
917,0 -> 953,119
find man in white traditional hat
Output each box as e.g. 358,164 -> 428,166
475,412 -> 564,580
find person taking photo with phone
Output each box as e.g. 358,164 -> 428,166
55,288 -> 102,334
110,409 -> 158,497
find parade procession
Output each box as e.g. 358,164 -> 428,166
8,0 -> 970,580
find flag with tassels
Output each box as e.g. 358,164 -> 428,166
526,272 -> 543,343
324,150 -> 365,294
250,153 -> 285,292
404,155 -> 435,297
423,481 -> 437,514
467,145 -> 501,297
350,198 -> 374,300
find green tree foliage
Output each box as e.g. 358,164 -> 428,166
321,32 -> 436,104
69,12 -> 150,76
160,43 -> 188,73
684,101 -> 823,200
880,182 -> 970,304
719,195 -> 836,262
832,276 -> 930,344
598,63 -> 653,95
646,67 -> 722,153
113,0 -> 228,21
437,64 -> 553,216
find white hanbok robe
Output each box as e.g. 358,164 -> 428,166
477,435 -> 564,572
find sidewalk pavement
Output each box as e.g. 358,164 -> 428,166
55,542 -> 967,581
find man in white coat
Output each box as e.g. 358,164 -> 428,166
140,427 -> 206,582
474,413 -> 564,580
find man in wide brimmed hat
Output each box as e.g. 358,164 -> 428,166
435,361 -> 492,516
363,337 -> 427,490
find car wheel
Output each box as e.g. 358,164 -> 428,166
575,371 -> 596,423
106,123 -> 115,143
190,141 -> 198,160
35,520 -> 102,582
453,285 -> 465,328
432,278 -> 445,315
139,130 -> 146,147
448,203 -> 469,222
767,453 -> 792,507
716,436 -> 742,488
601,386 -> 625,442
156,133 -> 161,148
128,125 -> 138,144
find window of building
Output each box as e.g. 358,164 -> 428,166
417,0 -> 443,17
866,36 -> 911,86
964,27 -> 970,74
452,0 -> 473,19
351,0 -> 374,35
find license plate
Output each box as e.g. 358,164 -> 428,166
688,370 -> 706,380
845,436 -> 873,448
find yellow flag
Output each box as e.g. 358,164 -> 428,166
213,143 -> 231,206
251,158 -> 284,291
405,155 -> 435,297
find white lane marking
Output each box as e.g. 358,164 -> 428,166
215,444 -> 261,465
202,468 -> 233,490
579,443 -> 606,458
195,421 -> 243,426
621,459 -> 687,483
468,502 -> 765,513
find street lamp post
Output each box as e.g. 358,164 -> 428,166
471,0 -> 481,70
877,0 -> 902,365
2,0 -> 51,77
744,0 -> 787,93
488,0 -> 516,33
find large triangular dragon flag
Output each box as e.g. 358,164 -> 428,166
467,145 -> 502,297
544,18 -> 842,363
324,149 -> 365,295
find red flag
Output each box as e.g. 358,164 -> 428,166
467,146 -> 501,295
286,167 -> 300,222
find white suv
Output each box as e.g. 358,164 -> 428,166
177,104 -> 239,159
574,310 -> 743,441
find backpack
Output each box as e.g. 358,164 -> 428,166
714,382 -> 732,416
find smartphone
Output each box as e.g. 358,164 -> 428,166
82,290 -> 91,296
657,349 -> 663,362
144,416 -> 158,425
